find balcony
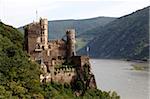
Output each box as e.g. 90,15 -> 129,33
35,48 -> 42,52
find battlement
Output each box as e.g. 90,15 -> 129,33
55,67 -> 75,73
25,23 -> 41,36
40,66 -> 76,83
24,18 -> 96,89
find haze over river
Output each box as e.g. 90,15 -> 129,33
90,59 -> 149,99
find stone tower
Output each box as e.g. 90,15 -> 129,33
24,18 -> 48,59
40,18 -> 48,50
66,29 -> 76,58
24,22 -> 42,54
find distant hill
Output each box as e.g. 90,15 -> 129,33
48,17 -> 115,39
78,7 -> 149,60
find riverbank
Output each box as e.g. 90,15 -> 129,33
130,62 -> 149,71
90,58 -> 149,62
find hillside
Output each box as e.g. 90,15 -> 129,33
0,22 -> 120,98
78,7 -> 149,60
0,22 -> 44,99
0,22 -> 42,98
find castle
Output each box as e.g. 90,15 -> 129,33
24,18 -> 96,89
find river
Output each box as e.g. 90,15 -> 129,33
90,59 -> 149,99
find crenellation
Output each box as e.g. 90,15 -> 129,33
24,18 -> 96,89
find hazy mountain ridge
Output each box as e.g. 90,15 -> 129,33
78,6 -> 149,60
48,17 -> 116,39
18,17 -> 115,38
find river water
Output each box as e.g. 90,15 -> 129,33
90,59 -> 149,99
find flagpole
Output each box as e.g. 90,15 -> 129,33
36,10 -> 38,22
0,0 -> 1,22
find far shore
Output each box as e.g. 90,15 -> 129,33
90,58 -> 149,71
90,58 -> 149,63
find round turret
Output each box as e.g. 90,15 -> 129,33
66,29 -> 76,58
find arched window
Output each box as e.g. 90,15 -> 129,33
36,44 -> 40,49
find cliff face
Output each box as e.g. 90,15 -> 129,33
78,7 -> 149,60
71,56 -> 97,89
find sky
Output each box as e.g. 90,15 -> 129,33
0,0 -> 149,27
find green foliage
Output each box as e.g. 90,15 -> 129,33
41,83 -> 75,99
0,85 -> 12,99
41,83 -> 120,99
0,22 -> 23,48
82,89 -> 120,99
131,62 -> 149,71
75,80 -> 85,91
0,22 -> 42,98
83,64 -> 90,81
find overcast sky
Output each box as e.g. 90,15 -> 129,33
0,0 -> 149,27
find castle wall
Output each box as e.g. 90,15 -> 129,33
27,37 -> 38,54
71,56 -> 91,68
40,67 -> 76,84
53,68 -> 76,84
48,40 -> 66,58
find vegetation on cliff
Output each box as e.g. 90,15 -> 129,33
0,22 -> 42,98
0,22 -> 120,98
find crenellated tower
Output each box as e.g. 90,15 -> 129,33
66,29 -> 76,58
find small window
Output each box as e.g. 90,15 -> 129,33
58,56 -> 61,60
49,45 -> 51,48
42,46 -> 44,50
36,44 -> 40,49
41,38 -> 42,42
